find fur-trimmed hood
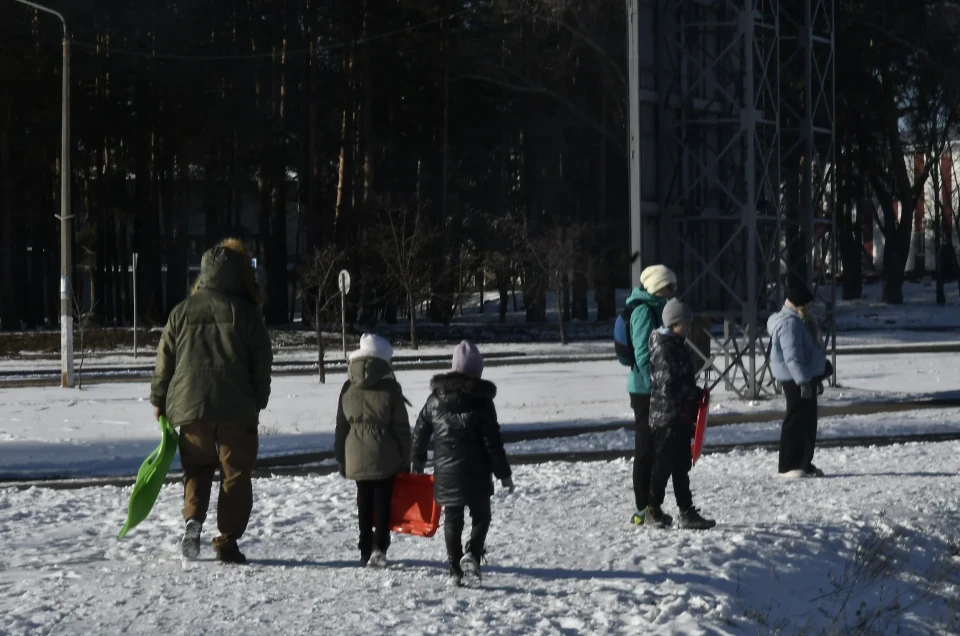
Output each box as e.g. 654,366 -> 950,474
191,238 -> 264,306
430,372 -> 497,399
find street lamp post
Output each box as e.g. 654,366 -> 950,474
11,0 -> 73,387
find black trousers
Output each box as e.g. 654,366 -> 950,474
631,394 -> 654,510
779,381 -> 818,473
356,476 -> 395,556
443,496 -> 492,566
649,424 -> 694,510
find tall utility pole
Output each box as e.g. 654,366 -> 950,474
625,0 -> 643,288
10,0 -> 73,387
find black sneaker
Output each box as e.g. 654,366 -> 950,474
215,543 -> 247,565
804,464 -> 825,477
679,507 -> 716,530
642,506 -> 671,528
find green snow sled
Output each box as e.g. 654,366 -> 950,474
118,416 -> 179,538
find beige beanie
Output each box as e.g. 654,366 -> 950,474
640,265 -> 677,294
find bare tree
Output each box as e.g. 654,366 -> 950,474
947,148 -> 960,298
72,293 -> 98,390
298,245 -> 347,383
521,222 -> 593,345
369,201 -> 437,350
930,158 -> 947,305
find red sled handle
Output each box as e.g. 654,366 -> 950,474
691,386 -> 709,466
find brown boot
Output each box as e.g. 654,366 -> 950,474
215,542 -> 247,565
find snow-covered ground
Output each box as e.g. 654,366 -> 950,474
4,351 -> 960,479
2,442 -> 959,635
2,352 -> 959,479
834,280 -> 960,331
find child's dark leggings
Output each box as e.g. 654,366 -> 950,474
443,496 -> 492,565
356,476 -> 395,557
649,424 -> 694,510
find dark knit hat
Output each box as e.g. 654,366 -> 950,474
786,277 -> 814,306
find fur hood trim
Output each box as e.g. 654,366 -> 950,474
430,372 -> 497,398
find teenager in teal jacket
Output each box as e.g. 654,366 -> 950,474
627,265 -> 677,526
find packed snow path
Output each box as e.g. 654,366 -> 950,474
2,442 -> 959,635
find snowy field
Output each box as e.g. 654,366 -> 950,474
2,352 -> 960,479
2,442 -> 959,635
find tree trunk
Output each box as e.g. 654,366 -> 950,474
0,118 -> 17,330
408,292 -> 418,350
839,194 -> 864,301
837,155 -> 863,300
933,166 -> 946,306
335,50 -> 356,246
116,212 -> 130,325
555,275 -> 568,345
266,177 -> 288,324
167,147 -> 189,310
316,296 -> 326,384
881,247 -> 905,305
497,268 -> 509,324
307,34 -> 324,250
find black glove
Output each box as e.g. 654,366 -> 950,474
816,380 -> 824,396
411,464 -> 424,475
800,382 -> 814,399
338,465 -> 346,478
501,477 -> 515,494
824,359 -> 833,378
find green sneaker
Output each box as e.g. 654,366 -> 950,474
630,509 -> 646,525
643,506 -> 672,528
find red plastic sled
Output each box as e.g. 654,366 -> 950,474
388,473 -> 441,537
691,386 -> 709,465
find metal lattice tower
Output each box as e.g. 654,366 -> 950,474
779,0 -> 838,381
626,0 -> 836,399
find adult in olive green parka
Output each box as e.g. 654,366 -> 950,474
150,238 -> 273,565
336,333 -> 411,568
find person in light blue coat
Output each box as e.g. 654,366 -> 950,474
767,278 -> 829,478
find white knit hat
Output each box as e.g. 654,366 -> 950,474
349,333 -> 394,362
640,265 -> 677,295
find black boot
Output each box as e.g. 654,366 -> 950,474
679,506 -> 716,530
215,542 -> 247,564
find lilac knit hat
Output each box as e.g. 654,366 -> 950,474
451,340 -> 484,378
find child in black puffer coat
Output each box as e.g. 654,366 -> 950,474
646,298 -> 716,531
411,341 -> 514,587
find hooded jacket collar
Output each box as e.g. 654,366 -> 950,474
430,372 -> 497,399
192,242 -> 263,306
348,356 -> 394,388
